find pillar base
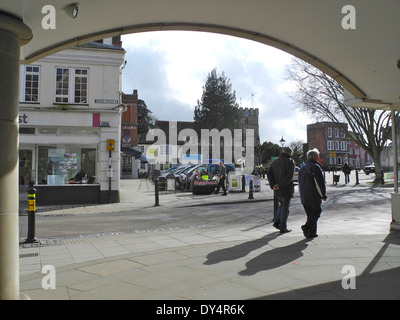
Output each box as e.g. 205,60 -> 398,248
19,292 -> 31,300
390,193 -> 400,231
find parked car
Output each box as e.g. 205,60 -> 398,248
158,165 -> 189,184
178,162 -> 236,191
363,163 -> 375,175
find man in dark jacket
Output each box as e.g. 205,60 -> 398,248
298,148 -> 327,238
267,147 -> 295,233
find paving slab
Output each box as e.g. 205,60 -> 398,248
19,177 -> 400,300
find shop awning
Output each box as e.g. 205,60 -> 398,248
121,147 -> 147,162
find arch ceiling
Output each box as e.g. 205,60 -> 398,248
1,0 -> 399,110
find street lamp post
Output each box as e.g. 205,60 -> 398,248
279,136 -> 285,149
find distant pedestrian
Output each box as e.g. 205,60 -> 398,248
267,147 -> 295,234
215,161 -> 227,196
298,148 -> 327,239
342,162 -> 351,184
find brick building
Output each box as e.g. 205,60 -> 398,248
348,139 -> 367,169
121,89 -> 139,147
306,122 -> 349,169
120,89 -> 140,178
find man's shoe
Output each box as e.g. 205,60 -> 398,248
221,193 -> 227,196
273,222 -> 280,230
280,229 -> 292,234
301,225 -> 311,238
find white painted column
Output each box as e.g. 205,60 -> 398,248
0,14 -> 32,300
390,108 -> 400,231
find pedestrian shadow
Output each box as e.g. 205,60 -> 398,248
204,233 -> 279,265
239,238 -> 311,276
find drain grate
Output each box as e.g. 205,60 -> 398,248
19,252 -> 39,258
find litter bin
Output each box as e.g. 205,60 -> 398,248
333,174 -> 340,184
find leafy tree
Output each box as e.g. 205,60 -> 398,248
137,100 -> 156,135
287,59 -> 394,186
256,141 -> 282,165
194,68 -> 242,131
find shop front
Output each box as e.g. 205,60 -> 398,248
19,108 -> 121,205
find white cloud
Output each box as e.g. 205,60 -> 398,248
121,31 -> 312,144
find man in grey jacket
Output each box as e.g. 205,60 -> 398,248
267,147 -> 295,233
215,161 -> 227,196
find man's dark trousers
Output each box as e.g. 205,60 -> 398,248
275,196 -> 291,231
216,177 -> 227,194
303,204 -> 322,236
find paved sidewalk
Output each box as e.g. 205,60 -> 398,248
19,173 -> 400,300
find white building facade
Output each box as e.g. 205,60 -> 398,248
18,41 -> 125,204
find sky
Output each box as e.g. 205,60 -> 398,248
121,31 -> 314,145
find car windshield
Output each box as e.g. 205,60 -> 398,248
181,165 -> 196,173
174,166 -> 191,174
187,165 -> 206,175
161,167 -> 179,175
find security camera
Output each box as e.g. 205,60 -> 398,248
63,3 -> 79,19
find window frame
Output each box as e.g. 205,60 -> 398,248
23,65 -> 40,103
55,67 -> 89,104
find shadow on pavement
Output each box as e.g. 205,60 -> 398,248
238,238 -> 311,276
204,233 -> 280,265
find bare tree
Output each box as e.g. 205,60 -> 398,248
289,140 -> 304,166
287,59 -> 394,186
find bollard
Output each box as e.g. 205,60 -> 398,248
248,179 -> 254,199
381,169 -> 385,185
25,181 -> 38,243
355,170 -> 359,185
241,175 -> 245,192
154,178 -> 160,206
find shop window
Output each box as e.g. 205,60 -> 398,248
37,145 -> 97,185
19,149 -> 33,186
19,127 -> 35,134
59,128 -> 99,136
39,128 -> 57,134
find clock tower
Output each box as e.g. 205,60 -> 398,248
240,107 -> 260,147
